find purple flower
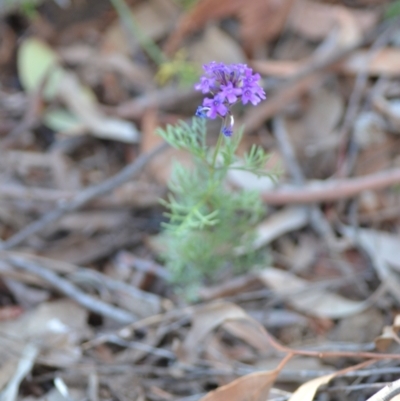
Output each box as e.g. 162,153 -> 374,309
203,95 -> 228,119
194,76 -> 215,94
195,106 -> 208,118
220,82 -> 242,104
194,62 -> 266,131
242,87 -> 263,105
221,125 -> 233,137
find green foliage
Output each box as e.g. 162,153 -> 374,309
157,118 -> 270,299
4,0 -> 39,17
172,0 -> 199,10
385,1 -> 400,19
156,50 -> 200,87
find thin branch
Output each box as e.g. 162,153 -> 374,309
264,328 -> 400,361
6,256 -> 138,324
366,379 -> 400,401
261,168 -> 400,205
272,117 -> 336,242
0,142 -> 168,250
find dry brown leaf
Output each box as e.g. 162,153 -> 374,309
223,319 -> 271,352
281,86 -> 344,177
288,373 -> 336,401
165,0 -> 295,56
374,313 -> 400,351
0,300 -> 90,367
199,370 -> 278,401
258,267 -> 371,318
342,226 -> 400,302
237,208 -> 308,254
179,301 -> 270,363
375,325 -> 400,352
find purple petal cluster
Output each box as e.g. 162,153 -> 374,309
195,62 -> 266,136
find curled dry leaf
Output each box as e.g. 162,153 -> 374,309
374,314 -> 400,351
258,267 -> 371,319
341,226 -> 400,303
178,301 -> 271,363
375,325 -> 400,352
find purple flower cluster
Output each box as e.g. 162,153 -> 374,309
195,62 -> 266,136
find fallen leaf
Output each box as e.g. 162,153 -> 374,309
258,267 -> 371,318
341,226 -> 400,303
199,370 -> 278,401
375,325 -> 400,352
17,37 -> 64,100
0,300 -> 91,367
17,37 -> 139,143
223,319 -> 271,352
237,207 -> 309,254
179,301 -> 271,363
283,87 -> 344,177
288,372 -> 336,401
56,72 -> 139,143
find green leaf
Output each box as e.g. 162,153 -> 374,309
42,109 -> 83,133
17,38 -> 65,100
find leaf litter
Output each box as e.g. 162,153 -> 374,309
0,0 -> 400,400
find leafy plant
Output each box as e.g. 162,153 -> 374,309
157,62 -> 271,299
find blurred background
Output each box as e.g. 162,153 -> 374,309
1,1 -> 400,401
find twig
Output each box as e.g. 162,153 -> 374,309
0,184 -> 74,202
261,168 -> 400,205
264,328 -> 400,361
114,86 -> 199,119
6,256 -> 138,324
272,117 -> 336,242
0,142 -> 168,250
366,379 -> 400,401
106,334 -> 176,359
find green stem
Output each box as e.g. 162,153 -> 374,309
109,0 -> 166,66
211,133 -> 224,171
